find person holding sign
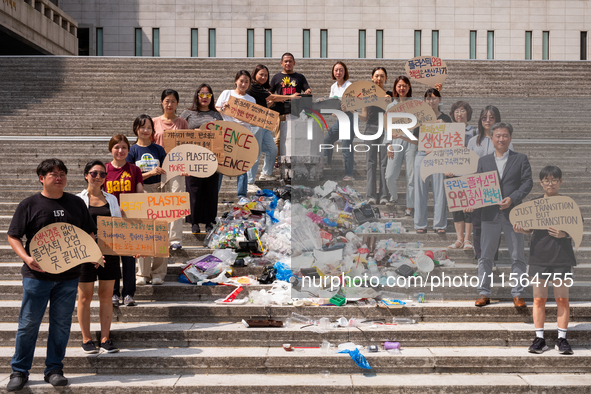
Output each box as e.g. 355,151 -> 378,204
513,166 -> 575,355
180,83 -> 223,234
106,134 -> 144,307
76,160 -> 122,354
6,159 -> 97,391
469,122 -> 533,308
127,115 -> 169,285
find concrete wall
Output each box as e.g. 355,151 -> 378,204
59,0 -> 591,60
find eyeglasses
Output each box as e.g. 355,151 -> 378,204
47,172 -> 67,179
198,93 -> 212,99
541,179 -> 560,185
89,171 -> 107,179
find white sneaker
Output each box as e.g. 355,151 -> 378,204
151,277 -> 164,285
368,197 -> 376,204
247,184 -> 261,193
259,173 -> 277,181
238,197 -> 250,205
136,277 -> 148,285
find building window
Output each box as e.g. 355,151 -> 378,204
470,30 -> 477,59
432,30 -> 439,57
209,29 -> 216,57
358,30 -> 366,58
320,29 -> 328,58
376,30 -> 383,58
303,29 -> 310,58
487,31 -> 494,59
525,31 -> 532,60
247,29 -> 254,57
135,28 -> 142,56
414,30 -> 421,57
581,31 -> 588,60
542,31 -> 549,60
152,28 -> 159,57
265,29 -> 272,57
96,27 -> 103,56
191,29 -> 198,57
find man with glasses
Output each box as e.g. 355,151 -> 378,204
6,159 -> 97,391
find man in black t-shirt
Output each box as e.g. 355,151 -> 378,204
269,52 -> 312,115
6,159 -> 97,392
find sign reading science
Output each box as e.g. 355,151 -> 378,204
405,56 -> 448,88
202,121 -> 259,176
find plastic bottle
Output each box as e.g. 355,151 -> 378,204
291,312 -> 317,325
374,248 -> 386,261
367,258 -> 379,276
392,317 -> 416,324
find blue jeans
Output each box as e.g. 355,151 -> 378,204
414,152 -> 447,230
12,277 -> 79,376
248,127 -> 278,183
323,113 -> 354,176
218,173 -> 247,198
385,139 -> 416,208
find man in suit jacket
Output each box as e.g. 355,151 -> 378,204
471,122 -> 533,307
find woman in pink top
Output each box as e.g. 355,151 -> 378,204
153,89 -> 188,251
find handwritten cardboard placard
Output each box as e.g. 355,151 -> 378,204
405,56 -> 448,88
30,223 -> 102,274
510,196 -> 583,251
162,129 -> 224,161
120,192 -> 190,223
420,147 -> 480,182
223,96 -> 280,131
444,171 -> 502,212
202,121 -> 259,176
342,81 -> 389,111
418,123 -> 466,152
384,100 -> 437,138
97,216 -> 169,257
161,144 -> 218,184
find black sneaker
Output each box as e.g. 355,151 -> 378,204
191,224 -> 200,234
528,337 -> 548,354
555,338 -> 574,355
100,339 -> 120,353
82,340 -> 98,354
44,370 -> 68,387
7,371 -> 28,392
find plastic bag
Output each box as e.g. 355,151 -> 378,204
338,348 -> 371,370
274,261 -> 292,282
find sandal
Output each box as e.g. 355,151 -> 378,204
447,240 -> 463,249
405,208 -> 413,217
436,229 -> 446,234
416,228 -> 427,234
463,240 -> 474,250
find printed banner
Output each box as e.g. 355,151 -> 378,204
384,100 -> 437,138
30,223 -> 102,274
97,216 -> 169,257
420,147 -> 480,182
203,121 -> 259,176
161,144 -> 218,184
342,81 -> 389,111
162,129 -> 225,160
120,192 -> 190,223
418,123 -> 466,152
405,56 -> 448,88
223,96 -> 280,131
444,171 -> 502,212
510,196 -> 583,251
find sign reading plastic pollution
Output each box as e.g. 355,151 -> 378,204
203,121 -> 259,176
384,100 -> 437,138
97,216 -> 169,257
510,196 -> 583,251
30,223 -> 102,274
223,96 -> 280,131
160,144 -> 218,184
420,147 -> 480,181
342,81 -> 389,111
120,192 -> 191,223
418,123 -> 466,152
405,56 -> 448,88
444,171 -> 502,212
162,129 -> 224,160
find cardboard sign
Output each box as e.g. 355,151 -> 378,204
30,223 -> 102,274
405,56 -> 448,88
342,81 -> 389,111
384,100 -> 437,138
420,147 -> 480,181
223,96 -> 280,131
510,196 -> 583,251
161,144 -> 218,184
97,216 -> 169,257
444,171 -> 502,212
162,129 -> 224,160
202,121 -> 259,176
418,123 -> 466,152
120,192 -> 191,223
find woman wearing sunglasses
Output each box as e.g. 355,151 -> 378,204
76,160 -> 122,354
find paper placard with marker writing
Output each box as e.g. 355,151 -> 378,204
418,123 -> 465,152
223,96 -> 280,131
405,56 -> 448,88
205,120 -> 259,176
420,147 -> 480,182
444,171 -> 502,212
161,144 -> 218,185
384,100 -> 437,138
510,196 -> 583,251
30,223 -> 102,274
97,216 -> 169,257
120,192 -> 190,223
342,81 -> 389,111
162,129 -> 224,161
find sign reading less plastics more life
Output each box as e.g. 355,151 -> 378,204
510,196 -> 583,251
203,120 -> 259,176
223,96 -> 281,131
160,144 -> 218,185
405,56 -> 448,88
384,100 -> 437,138
97,216 -> 169,257
120,192 -> 191,223
420,147 -> 480,182
342,81 -> 389,111
162,129 -> 225,161
418,123 -> 466,152
443,171 -> 503,212
30,223 -> 103,274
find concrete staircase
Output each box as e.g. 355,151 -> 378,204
0,57 -> 590,392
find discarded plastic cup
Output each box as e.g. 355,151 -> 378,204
318,317 -> 330,331
337,317 -> 348,327
320,370 -> 331,378
321,340 -> 331,354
